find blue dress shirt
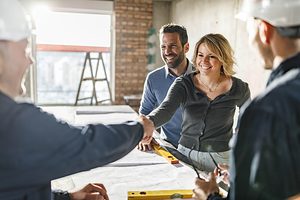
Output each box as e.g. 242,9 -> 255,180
139,59 -> 194,147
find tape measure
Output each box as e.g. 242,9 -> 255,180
152,143 -> 179,164
128,189 -> 193,199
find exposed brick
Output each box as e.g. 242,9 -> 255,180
114,0 -> 152,108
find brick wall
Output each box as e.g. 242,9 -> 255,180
114,0 -> 153,111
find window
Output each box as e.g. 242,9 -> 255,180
33,9 -> 112,105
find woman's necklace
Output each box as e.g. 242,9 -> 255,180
199,75 -> 221,93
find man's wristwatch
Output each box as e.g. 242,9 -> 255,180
52,189 -> 71,200
207,192 -> 223,200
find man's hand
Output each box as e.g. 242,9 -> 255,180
69,183 -> 109,200
138,140 -> 152,151
214,164 -> 230,185
137,138 -> 159,151
192,173 -> 219,200
139,115 -> 155,144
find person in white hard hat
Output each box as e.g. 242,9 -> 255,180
0,0 -> 154,200
192,0 -> 300,199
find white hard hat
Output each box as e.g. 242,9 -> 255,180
0,0 -> 31,41
236,0 -> 300,27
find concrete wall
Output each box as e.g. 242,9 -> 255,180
153,1 -> 171,68
153,0 -> 270,97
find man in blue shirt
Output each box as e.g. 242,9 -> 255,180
139,23 -> 194,150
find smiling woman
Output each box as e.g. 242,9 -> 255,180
142,33 -> 251,173
192,34 -> 236,100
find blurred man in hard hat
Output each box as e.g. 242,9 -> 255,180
0,0 -> 154,200
192,0 -> 300,199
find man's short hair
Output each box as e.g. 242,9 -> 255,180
159,23 -> 188,46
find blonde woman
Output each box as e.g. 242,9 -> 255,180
145,33 -> 250,172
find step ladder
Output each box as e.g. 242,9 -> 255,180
75,52 -> 112,105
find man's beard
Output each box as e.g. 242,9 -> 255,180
164,51 -> 185,69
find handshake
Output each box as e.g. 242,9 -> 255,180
138,115 -> 156,151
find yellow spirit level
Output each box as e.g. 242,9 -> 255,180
128,189 -> 193,199
151,143 -> 179,164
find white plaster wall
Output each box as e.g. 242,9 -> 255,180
169,0 -> 270,97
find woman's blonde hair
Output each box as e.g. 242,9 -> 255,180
192,33 -> 235,76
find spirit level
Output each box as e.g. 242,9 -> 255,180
152,143 -> 179,164
128,189 -> 193,199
